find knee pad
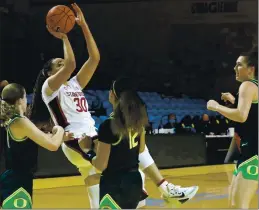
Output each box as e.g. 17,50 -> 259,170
139,145 -> 154,170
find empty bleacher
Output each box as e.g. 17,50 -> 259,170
27,90 -> 218,129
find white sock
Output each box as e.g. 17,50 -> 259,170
137,199 -> 146,208
87,184 -> 100,209
158,180 -> 169,194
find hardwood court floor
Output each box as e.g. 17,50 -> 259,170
33,164 -> 258,208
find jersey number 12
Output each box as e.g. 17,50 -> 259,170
129,132 -> 138,149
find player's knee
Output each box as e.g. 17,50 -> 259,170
85,174 -> 101,186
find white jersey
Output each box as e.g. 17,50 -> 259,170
42,76 -> 97,139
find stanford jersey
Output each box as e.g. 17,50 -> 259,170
42,76 -> 97,138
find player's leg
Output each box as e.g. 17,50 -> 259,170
61,142 -> 100,208
83,167 -> 101,209
0,171 -> 33,209
139,145 -> 198,204
224,134 -> 240,184
99,174 -> 122,209
228,172 -> 238,207
100,170 -> 142,209
120,170 -> 143,209
136,170 -> 148,208
231,155 -> 258,208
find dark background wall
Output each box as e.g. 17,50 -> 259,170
0,0 -> 257,99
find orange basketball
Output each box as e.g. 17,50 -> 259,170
46,5 -> 76,34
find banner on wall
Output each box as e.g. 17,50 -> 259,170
30,0 -> 257,24
190,1 -> 238,14
179,0 -> 257,23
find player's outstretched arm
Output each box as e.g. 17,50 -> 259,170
46,28 -> 76,92
72,3 -> 100,89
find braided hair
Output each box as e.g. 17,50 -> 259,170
29,59 -> 54,124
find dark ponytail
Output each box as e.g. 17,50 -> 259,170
111,90 -> 148,137
29,59 -> 54,125
241,46 -> 258,79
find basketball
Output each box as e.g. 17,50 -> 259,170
46,5 -> 76,34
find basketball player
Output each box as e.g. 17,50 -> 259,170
0,83 -> 67,209
30,3 -> 101,208
207,49 -> 258,209
31,3 -> 199,208
84,78 -> 148,208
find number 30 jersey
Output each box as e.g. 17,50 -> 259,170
42,76 -> 96,138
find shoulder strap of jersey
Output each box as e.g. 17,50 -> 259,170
6,114 -> 22,127
236,79 -> 258,96
250,79 -> 258,86
6,114 -> 27,141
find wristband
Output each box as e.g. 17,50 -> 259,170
84,150 -> 96,163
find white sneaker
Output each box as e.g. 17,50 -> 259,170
162,183 -> 199,204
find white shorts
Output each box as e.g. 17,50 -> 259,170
66,123 -> 98,139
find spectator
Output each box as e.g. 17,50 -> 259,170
178,115 -> 195,134
192,115 -> 201,133
200,114 -> 212,135
164,114 -> 177,129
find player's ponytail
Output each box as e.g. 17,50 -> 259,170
29,59 -> 54,125
110,78 -> 148,137
241,46 -> 258,79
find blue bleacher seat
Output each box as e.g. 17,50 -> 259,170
100,115 -> 108,122
103,100 -> 111,109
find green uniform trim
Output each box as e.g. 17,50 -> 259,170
250,79 -> 258,104
100,194 -> 121,209
233,155 -> 258,181
6,115 -> 27,142
2,187 -> 32,209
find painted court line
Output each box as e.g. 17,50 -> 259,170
146,190 -> 259,207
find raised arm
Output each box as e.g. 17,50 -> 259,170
72,3 -> 100,89
45,28 -> 76,95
